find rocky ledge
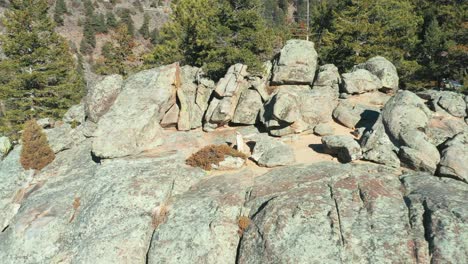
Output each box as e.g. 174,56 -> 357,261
0,40 -> 467,263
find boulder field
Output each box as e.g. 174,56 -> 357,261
0,40 -> 467,263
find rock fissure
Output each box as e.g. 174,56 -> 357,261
328,184 -> 345,247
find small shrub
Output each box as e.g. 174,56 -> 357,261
186,144 -> 247,171
20,119 -> 55,170
238,216 -> 251,235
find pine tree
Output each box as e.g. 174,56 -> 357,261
0,0 -> 85,138
119,9 -> 135,36
146,0 -> 275,79
80,17 -> 96,54
94,13 -> 108,33
320,0 -> 423,86
54,0 -> 68,26
139,13 -> 150,39
96,24 -> 136,76
106,11 -> 118,29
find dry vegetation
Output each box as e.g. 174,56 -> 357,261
152,204 -> 169,229
186,144 -> 247,171
20,119 -> 55,170
238,215 -> 251,235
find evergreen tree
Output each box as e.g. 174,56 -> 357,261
53,0 -> 68,26
0,0 -> 85,137
320,0 -> 423,86
80,17 -> 96,54
119,9 -> 135,36
96,24 -> 136,76
139,13 -> 150,39
94,13 -> 108,33
106,11 -> 118,29
146,0 -> 275,79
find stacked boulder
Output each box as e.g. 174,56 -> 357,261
261,40 -> 339,136
341,56 -> 399,95
162,66 -> 215,130
204,64 -> 258,131
361,91 -> 440,173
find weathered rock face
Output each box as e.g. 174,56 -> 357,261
238,163 -> 462,264
2,144 -> 467,264
147,172 -> 252,264
63,103 -> 85,125
426,115 -> 467,146
204,64 -> 250,131
0,147 -> 33,231
401,173 -> 468,264
341,69 -> 383,94
322,135 -> 362,162
176,66 -> 215,131
0,140 -> 205,264
355,56 -> 399,93
261,85 -> 338,136
271,40 -> 318,85
85,74 -> 124,123
438,132 -> 468,182
92,64 -> 178,158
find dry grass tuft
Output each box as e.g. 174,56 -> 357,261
152,204 -> 169,229
238,215 -> 251,235
20,119 -> 55,170
186,144 -> 247,171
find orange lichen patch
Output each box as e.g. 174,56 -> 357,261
237,215 -> 251,235
186,144 -> 247,171
152,204 -> 169,229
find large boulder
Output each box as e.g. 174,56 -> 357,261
322,135 -> 362,162
361,91 -> 440,173
425,114 -> 467,146
355,56 -> 399,93
360,116 -> 401,168
435,91 -> 466,118
232,89 -> 263,125
438,132 -> 468,182
249,134 -> 295,167
204,64 -> 250,131
261,85 -> 338,136
271,40 -> 318,85
332,101 -> 380,129
85,74 -> 124,123
92,64 -> 178,158
341,69 -> 383,94
312,64 -> 341,95
176,66 -> 215,131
